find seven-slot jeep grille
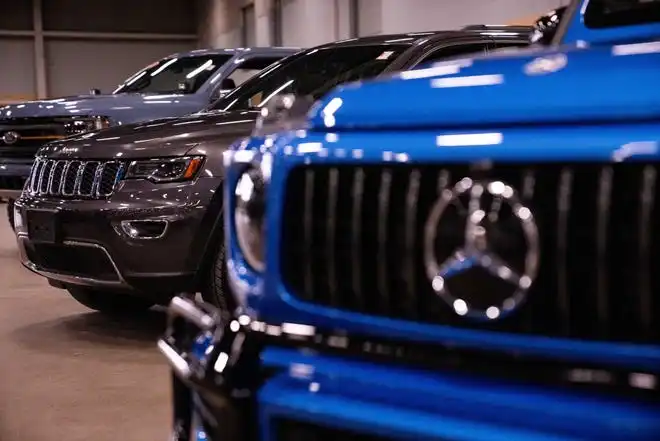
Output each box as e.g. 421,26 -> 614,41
280,163 -> 660,345
26,157 -> 123,198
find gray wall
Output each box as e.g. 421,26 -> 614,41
0,0 -> 199,103
199,0 -> 570,48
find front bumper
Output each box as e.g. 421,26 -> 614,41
160,297 -> 660,441
0,158 -> 33,198
14,176 -> 223,294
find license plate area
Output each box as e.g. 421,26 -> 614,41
26,209 -> 59,243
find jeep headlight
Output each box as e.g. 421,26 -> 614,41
234,165 -> 266,271
125,156 -> 205,183
64,116 -> 111,135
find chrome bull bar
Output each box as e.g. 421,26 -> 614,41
157,295 -> 262,441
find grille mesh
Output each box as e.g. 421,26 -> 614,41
280,163 -> 660,345
27,157 -> 123,198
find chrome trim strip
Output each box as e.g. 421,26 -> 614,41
98,161 -> 121,197
157,339 -> 192,380
168,296 -> 215,331
16,234 -> 128,288
27,158 -> 39,194
45,159 -> 57,195
36,159 -> 47,195
119,219 -> 170,240
25,158 -> 123,199
73,160 -> 86,195
91,161 -> 105,197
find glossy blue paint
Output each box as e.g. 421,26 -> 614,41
223,1 -> 660,438
0,47 -> 298,126
562,0 -> 660,46
308,44 -> 660,131
225,125 -> 660,371
258,347 -> 660,440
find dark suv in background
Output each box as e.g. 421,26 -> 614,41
0,47 -> 296,228
14,27 -> 533,316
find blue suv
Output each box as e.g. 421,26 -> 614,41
160,1 -> 660,440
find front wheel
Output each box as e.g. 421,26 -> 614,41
67,286 -> 154,316
6,198 -> 15,232
201,241 -> 236,316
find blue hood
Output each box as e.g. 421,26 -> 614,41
308,41 -> 660,130
0,92 -> 204,125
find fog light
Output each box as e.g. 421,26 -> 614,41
120,220 -> 168,239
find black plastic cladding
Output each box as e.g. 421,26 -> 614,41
280,163 -> 660,345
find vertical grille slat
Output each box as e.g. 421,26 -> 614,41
325,168 -> 339,306
595,166 -> 613,335
303,170 -> 315,299
639,166 -> 656,333
556,167 -> 573,336
25,158 -> 123,199
402,169 -> 421,320
280,163 -> 660,345
351,168 -> 365,310
376,169 -> 392,315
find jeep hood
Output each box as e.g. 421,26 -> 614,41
0,93 -> 202,125
308,42 -> 660,130
39,110 -> 259,160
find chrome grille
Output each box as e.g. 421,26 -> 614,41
26,157 -> 124,198
280,164 -> 660,345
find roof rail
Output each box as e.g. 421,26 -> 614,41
461,24 -> 533,32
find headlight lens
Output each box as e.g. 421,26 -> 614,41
234,166 -> 266,271
64,116 -> 111,136
125,156 -> 204,183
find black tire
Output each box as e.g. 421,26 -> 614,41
67,286 -> 154,316
201,240 -> 235,316
6,198 -> 15,232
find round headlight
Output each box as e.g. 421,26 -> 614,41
234,166 -> 267,271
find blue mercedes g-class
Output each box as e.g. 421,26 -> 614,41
160,1 -> 660,440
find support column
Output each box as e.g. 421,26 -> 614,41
32,0 -> 47,99
199,0 -> 241,48
254,0 -> 273,46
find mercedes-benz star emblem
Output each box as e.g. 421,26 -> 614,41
2,131 -> 20,145
423,177 -> 539,321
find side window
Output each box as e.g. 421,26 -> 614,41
208,56 -> 284,103
225,56 -> 284,87
414,43 -> 494,66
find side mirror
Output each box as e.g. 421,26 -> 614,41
89,88 -> 101,95
220,78 -> 237,90
530,6 -> 566,45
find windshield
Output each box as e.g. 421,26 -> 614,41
584,0 -> 660,28
211,44 -> 408,112
114,54 -> 233,95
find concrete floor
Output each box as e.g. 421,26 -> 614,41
0,208 -> 171,441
